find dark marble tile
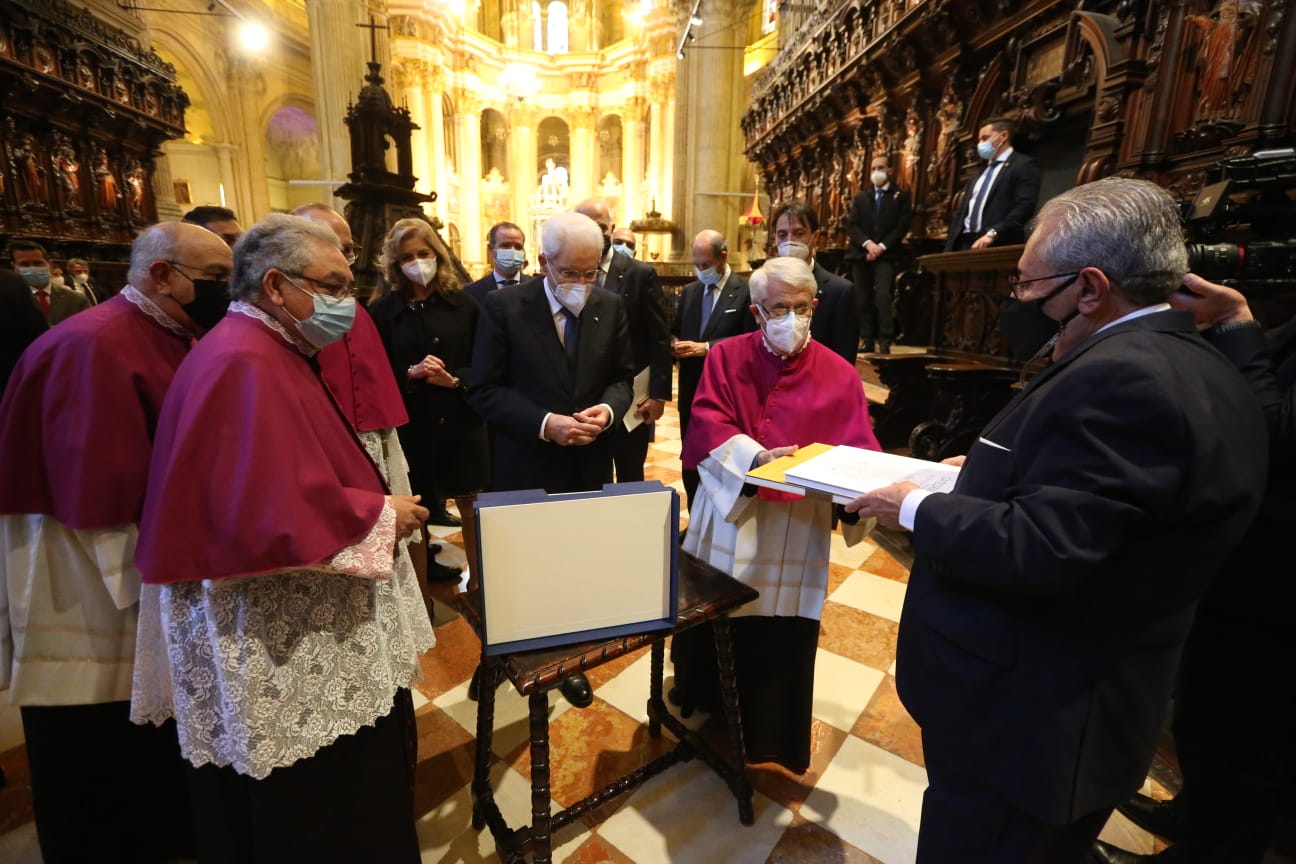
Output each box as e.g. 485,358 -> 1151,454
418,615 -> 481,700
849,675 -> 924,768
827,563 -> 855,597
749,719 -> 849,815
413,705 -> 481,817
563,833 -> 638,863
863,546 -> 909,584
0,744 -> 33,836
818,604 -> 899,672
764,820 -> 884,864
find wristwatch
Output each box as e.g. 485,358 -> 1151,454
984,228 -> 998,239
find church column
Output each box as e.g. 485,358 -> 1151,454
427,69 -> 448,222
569,107 -> 596,205
508,104 -> 539,227
151,150 -> 182,221
645,73 -> 672,209
454,90 -> 484,270
305,0 -> 371,209
621,98 -> 645,223
394,60 -> 432,198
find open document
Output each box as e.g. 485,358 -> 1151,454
622,367 -> 651,433
746,443 -> 959,503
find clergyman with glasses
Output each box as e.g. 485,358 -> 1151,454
131,213 -> 434,861
671,255 -> 881,774
846,177 -> 1269,863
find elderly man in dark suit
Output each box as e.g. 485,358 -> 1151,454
467,210 -> 635,708
464,221 -> 528,306
849,177 -> 1268,864
672,229 -> 756,508
768,200 -> 859,365
945,116 -> 1041,252
573,198 -> 672,484
847,154 -> 912,353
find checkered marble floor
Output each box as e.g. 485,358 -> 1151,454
0,389 -> 1173,864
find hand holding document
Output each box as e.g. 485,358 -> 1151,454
623,367 -> 651,432
746,443 -> 960,503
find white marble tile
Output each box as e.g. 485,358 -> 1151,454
887,658 -> 897,677
1098,809 -> 1156,854
813,647 -> 885,733
593,650 -> 709,734
596,759 -> 794,864
412,687 -> 430,711
803,736 -> 926,864
436,677 -> 572,759
417,761 -> 587,863
830,571 -> 908,623
650,438 -> 682,456
829,531 -> 877,570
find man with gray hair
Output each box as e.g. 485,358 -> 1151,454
0,221 -> 231,862
848,177 -> 1269,863
468,210 -> 634,708
131,214 -> 433,861
64,257 -> 102,304
672,255 -> 879,774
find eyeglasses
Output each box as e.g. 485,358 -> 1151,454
167,261 -> 229,282
1007,271 -> 1081,300
550,267 -> 601,283
284,272 -> 354,299
341,244 -> 360,266
760,303 -> 814,320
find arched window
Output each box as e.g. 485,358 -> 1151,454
546,1 -> 569,54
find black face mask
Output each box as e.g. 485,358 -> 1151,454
181,278 -> 232,332
998,275 -> 1080,361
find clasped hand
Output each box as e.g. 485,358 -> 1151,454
546,405 -> 610,446
390,494 -> 428,542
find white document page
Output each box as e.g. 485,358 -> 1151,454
784,445 -> 960,501
622,367 -> 651,432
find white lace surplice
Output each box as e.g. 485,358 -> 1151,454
132,425 -> 436,779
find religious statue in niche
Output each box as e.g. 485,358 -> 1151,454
900,107 -> 924,192
1187,0 -> 1263,118
925,85 -> 965,235
95,148 -> 118,211
52,134 -> 81,205
538,157 -> 568,207
125,160 -> 145,217
12,133 -> 47,204
76,57 -> 96,91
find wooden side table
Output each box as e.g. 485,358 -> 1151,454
452,552 -> 760,863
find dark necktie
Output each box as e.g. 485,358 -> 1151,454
36,289 -> 50,316
874,189 -> 884,221
501,279 -> 518,287
699,284 -> 718,334
560,307 -> 579,367
969,161 -> 1004,233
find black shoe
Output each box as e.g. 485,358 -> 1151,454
428,541 -> 443,554
860,340 -> 875,353
878,340 -> 892,354
428,507 -> 461,527
558,672 -> 593,708
1091,840 -> 1188,864
427,558 -> 463,583
1117,793 -> 1184,843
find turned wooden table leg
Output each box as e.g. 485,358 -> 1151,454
471,659 -> 496,831
648,641 -> 665,738
712,615 -> 755,825
529,690 -> 554,863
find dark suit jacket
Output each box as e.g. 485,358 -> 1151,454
896,310 -> 1267,826
944,150 -> 1042,251
600,253 -> 672,402
1,270 -> 48,394
810,262 -> 859,365
672,272 -> 756,432
47,284 -> 90,325
464,272 -> 525,307
467,276 -> 635,493
845,185 -> 912,261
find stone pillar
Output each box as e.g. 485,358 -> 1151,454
210,142 -> 240,213
621,98 -> 645,225
508,104 -> 538,227
454,90 -> 484,271
305,0 -> 370,208
152,150 -> 183,221
569,107 -> 596,206
427,71 -> 447,221
394,60 -> 432,198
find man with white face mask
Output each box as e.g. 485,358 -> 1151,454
673,255 -> 880,774
945,116 -> 1041,252
65,257 -> 103,304
847,155 -> 912,353
768,200 -> 859,364
464,221 -> 528,306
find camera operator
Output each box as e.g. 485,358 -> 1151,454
1095,273 -> 1295,864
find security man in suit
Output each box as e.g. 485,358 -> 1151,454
945,116 -> 1042,252
8,240 -> 89,325
768,200 -> 859,365
672,229 -> 757,507
573,198 -> 672,484
464,221 -> 528,306
847,155 -> 912,353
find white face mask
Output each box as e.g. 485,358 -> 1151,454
776,241 -> 811,261
547,268 -> 589,315
759,307 -> 812,356
49,276 -> 65,289
871,170 -> 889,187
494,248 -> 525,274
72,272 -> 90,286
401,257 -> 438,287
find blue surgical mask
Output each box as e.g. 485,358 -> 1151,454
19,267 -> 51,288
494,248 -> 525,274
283,276 -> 356,349
611,243 -> 635,259
695,266 -> 719,285
977,139 -> 998,160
